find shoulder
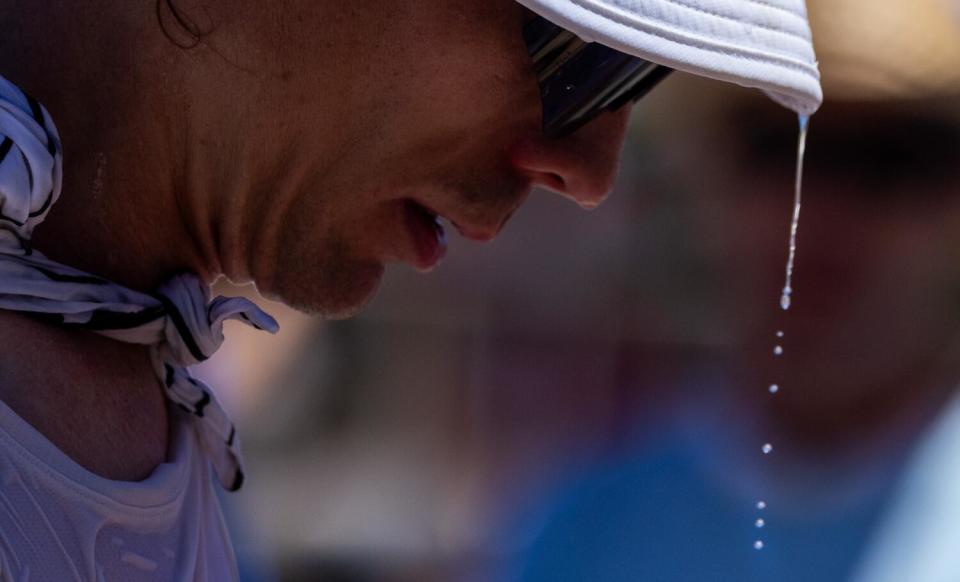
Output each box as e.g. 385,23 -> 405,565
0,310 -> 169,481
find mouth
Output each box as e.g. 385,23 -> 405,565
399,180 -> 532,271
403,199 -> 448,272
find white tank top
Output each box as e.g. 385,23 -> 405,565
0,399 -> 238,581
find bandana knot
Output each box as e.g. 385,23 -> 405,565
154,274 -> 279,367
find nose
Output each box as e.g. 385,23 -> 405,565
508,106 -> 633,209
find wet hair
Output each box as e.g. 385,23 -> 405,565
157,0 -> 214,49
154,1 -> 281,78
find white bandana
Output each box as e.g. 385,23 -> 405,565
0,74 -> 278,492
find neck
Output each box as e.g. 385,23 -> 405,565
1,0 -> 236,293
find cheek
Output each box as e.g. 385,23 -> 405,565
310,3 -> 539,204
367,10 -> 538,167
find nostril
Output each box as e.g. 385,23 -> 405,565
509,115 -> 626,208
541,172 -> 566,193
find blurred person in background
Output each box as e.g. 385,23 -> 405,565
0,0 -> 822,580
507,0 -> 960,581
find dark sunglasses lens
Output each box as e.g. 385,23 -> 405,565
540,47 -> 671,138
524,15 -> 672,139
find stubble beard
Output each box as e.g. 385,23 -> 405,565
266,232 -> 385,320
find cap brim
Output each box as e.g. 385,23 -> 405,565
516,0 -> 823,116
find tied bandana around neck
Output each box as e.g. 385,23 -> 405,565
0,75 -> 278,492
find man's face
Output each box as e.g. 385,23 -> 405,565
212,0 -> 632,316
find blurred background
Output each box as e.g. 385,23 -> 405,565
197,0 -> 960,580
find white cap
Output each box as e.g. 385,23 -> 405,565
516,0 -> 823,115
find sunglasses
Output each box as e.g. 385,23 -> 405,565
523,11 -> 673,139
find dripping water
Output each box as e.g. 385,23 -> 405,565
755,114 -> 811,551
779,115 -> 810,311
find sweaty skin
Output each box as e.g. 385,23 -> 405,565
0,0 -> 632,480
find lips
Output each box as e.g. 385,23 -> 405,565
398,180 -> 531,271
403,199 -> 447,271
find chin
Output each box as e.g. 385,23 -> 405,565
263,259 -> 385,320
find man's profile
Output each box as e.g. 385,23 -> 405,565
0,0 -> 820,578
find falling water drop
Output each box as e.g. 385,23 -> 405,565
779,115 -> 809,311
754,115 -> 811,554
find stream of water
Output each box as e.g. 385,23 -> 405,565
754,113 -> 811,551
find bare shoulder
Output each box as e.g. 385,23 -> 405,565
0,310 -> 170,481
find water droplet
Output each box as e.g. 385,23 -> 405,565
754,540 -> 765,550
773,345 -> 784,356
780,291 -> 792,311
762,443 -> 773,454
755,518 -> 766,528
757,501 -> 767,510
768,384 -> 779,394
776,330 -> 784,338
